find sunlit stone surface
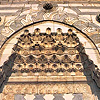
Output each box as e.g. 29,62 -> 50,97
0,1 -> 100,100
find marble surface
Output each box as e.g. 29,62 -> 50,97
14,94 -> 83,100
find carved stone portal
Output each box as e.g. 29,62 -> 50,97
0,22 -> 100,100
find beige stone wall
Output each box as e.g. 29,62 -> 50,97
0,1 -> 100,100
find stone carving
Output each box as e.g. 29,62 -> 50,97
2,78 -> 99,100
0,2 -> 99,38
2,83 -> 91,94
96,14 -> 100,23
2,83 -> 92,100
0,27 -> 100,90
1,28 -> 87,75
43,3 -> 53,10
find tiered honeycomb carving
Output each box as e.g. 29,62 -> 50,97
0,27 -> 100,89
9,28 -> 86,76
0,27 -> 98,77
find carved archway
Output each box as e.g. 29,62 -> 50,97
0,20 -> 100,100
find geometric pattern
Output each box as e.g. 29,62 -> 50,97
9,28 -> 85,75
1,27 -> 100,89
14,94 -> 83,100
